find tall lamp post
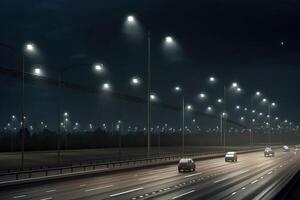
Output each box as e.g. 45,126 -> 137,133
21,43 -> 36,169
174,86 -> 185,155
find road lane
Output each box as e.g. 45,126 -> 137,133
0,149 -> 298,200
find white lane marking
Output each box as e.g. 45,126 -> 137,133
242,187 -> 246,190
138,175 -> 159,181
232,192 -> 237,195
40,198 -> 52,200
184,172 -> 202,178
280,165 -> 282,168
214,177 -> 227,183
46,189 -> 56,193
171,190 -> 195,199
13,195 -> 27,199
85,185 -> 114,192
109,187 -> 144,197
251,180 -> 258,184
268,171 -> 273,175
80,184 -> 86,187
260,177 -> 264,179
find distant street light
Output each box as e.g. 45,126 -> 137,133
127,15 -> 135,23
33,67 -> 42,76
25,43 -> 34,52
186,105 -> 193,110
255,91 -> 261,96
165,36 -> 174,43
209,77 -> 215,83
199,93 -> 206,99
94,64 -> 104,72
217,98 -> 222,103
102,83 -> 111,91
232,82 -> 238,88
131,76 -> 141,86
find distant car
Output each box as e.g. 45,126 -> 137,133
178,158 -> 195,172
283,145 -> 290,152
225,152 -> 237,162
264,147 -> 274,157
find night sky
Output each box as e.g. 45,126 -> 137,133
0,0 -> 300,130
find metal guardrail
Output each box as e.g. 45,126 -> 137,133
0,151 -> 222,181
0,148 -> 267,183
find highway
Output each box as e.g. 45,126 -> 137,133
0,149 -> 299,200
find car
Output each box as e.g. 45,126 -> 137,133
264,147 -> 275,157
225,152 -> 237,162
283,145 -> 290,152
295,148 -> 300,155
178,158 -> 196,172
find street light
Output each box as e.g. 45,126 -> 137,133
174,85 -> 185,155
94,64 -> 104,72
165,36 -> 174,43
130,76 -> 141,86
255,91 -> 261,97
232,82 -> 238,88
209,76 -> 215,83
33,67 -> 42,76
217,98 -> 222,103
102,82 -> 111,91
186,105 -> 193,110
21,42 -> 37,169
127,15 -> 135,23
199,93 -> 206,99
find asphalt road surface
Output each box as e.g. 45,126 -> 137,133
0,149 -> 299,200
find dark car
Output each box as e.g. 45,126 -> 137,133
264,147 -> 275,157
178,158 -> 196,172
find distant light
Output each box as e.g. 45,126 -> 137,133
94,64 -> 104,72
241,117 -> 244,121
275,117 -> 279,120
259,112 -> 263,116
186,105 -> 193,110
267,115 -> 270,118
12,115 -> 16,119
209,77 -> 215,83
280,41 -> 284,46
25,43 -> 34,51
271,102 -> 276,107
102,83 -> 111,91
252,110 -> 256,113
131,76 -> 141,85
150,94 -> 157,101
207,106 -> 212,111
64,112 -> 68,117
244,107 -> 248,111
262,98 -> 267,103
236,87 -> 242,92
252,119 -> 256,122
232,82 -> 238,88
127,15 -> 135,23
236,105 -> 240,110
174,86 -> 181,91
199,93 -> 206,99
222,112 -> 227,117
284,120 -> 288,123
217,98 -> 222,103
34,68 -> 42,76
255,91 -> 261,96
165,36 -> 173,43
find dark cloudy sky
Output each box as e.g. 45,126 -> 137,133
0,0 -> 300,129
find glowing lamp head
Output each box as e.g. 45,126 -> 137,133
127,15 -> 135,23
165,36 -> 173,43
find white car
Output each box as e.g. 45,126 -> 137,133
283,145 -> 290,152
225,152 -> 237,162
